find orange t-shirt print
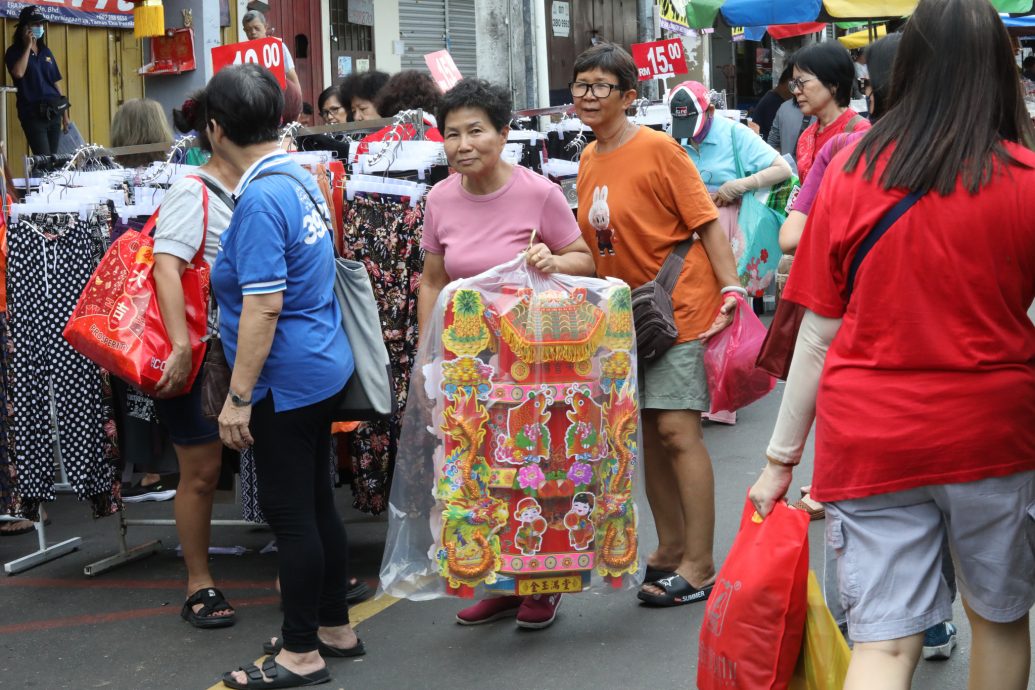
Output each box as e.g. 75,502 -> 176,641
577,126 -> 722,342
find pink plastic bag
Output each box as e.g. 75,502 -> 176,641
704,294 -> 775,413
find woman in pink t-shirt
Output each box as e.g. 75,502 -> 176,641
418,79 -> 594,629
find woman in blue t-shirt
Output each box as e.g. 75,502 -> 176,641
4,6 -> 69,155
203,65 -> 357,690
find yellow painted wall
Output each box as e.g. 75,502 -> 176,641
1,21 -> 145,176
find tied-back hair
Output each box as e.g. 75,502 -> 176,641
846,0 -> 1035,195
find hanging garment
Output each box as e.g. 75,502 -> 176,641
7,213 -> 121,519
341,193 -> 424,514
0,312 -> 18,517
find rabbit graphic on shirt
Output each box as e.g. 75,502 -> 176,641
588,186 -> 616,256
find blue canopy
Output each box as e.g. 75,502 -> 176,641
720,0 -> 824,26
1002,15 -> 1035,26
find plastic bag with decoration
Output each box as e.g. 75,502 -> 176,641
379,254 -> 647,600
63,184 -> 210,397
789,571 -> 852,690
704,294 -> 775,413
698,497 -> 810,690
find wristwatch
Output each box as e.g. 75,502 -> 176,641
229,390 -> 252,407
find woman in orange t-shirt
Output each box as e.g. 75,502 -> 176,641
572,43 -> 742,608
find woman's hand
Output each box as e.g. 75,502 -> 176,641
526,243 -> 560,274
713,178 -> 751,206
219,397 -> 254,451
749,460 -> 795,518
154,345 -> 192,398
697,295 -> 738,340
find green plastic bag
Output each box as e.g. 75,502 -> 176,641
789,571 -> 852,690
684,0 -> 725,29
990,0 -> 1033,11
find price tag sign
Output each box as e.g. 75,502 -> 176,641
211,37 -> 287,88
630,38 -> 689,81
424,50 -> 463,92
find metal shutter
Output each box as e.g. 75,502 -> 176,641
445,0 -> 477,79
399,0 -> 447,71
398,0 -> 477,78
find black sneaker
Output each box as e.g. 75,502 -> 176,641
122,474 -> 179,503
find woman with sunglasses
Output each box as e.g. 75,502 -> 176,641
791,41 -> 870,182
572,43 -> 741,608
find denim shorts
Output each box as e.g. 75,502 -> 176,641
826,470 -> 1035,643
153,359 -> 219,446
637,339 -> 710,412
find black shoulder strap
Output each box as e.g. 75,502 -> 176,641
196,175 -> 235,211
845,191 -> 923,298
656,238 -> 695,294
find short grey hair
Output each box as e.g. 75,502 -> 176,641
242,10 -> 266,27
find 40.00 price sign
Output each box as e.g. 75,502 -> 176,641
631,38 -> 689,81
211,37 -> 287,87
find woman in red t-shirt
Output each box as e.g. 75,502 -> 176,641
750,2 -> 1035,688
791,41 -> 870,183
753,2 -> 1035,686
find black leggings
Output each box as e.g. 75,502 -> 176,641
251,389 -> 350,653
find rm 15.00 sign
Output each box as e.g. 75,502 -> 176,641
211,37 -> 287,87
630,39 -> 689,81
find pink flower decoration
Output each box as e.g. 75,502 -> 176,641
517,464 -> 546,490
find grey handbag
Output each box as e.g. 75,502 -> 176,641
332,256 -> 396,420
630,238 -> 694,362
251,171 -> 395,420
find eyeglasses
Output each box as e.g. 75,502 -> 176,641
320,105 -> 345,119
789,77 -> 816,93
569,82 -> 621,99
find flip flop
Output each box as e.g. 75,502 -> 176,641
0,518 -> 50,537
644,565 -> 676,583
346,579 -> 371,603
222,656 -> 330,689
263,637 -> 365,658
637,574 -> 713,607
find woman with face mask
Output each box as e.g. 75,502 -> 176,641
668,81 -> 792,209
4,5 -> 69,155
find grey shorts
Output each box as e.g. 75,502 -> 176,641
637,339 -> 710,412
826,470 -> 1035,643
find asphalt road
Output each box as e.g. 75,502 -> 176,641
1,373 -> 1032,689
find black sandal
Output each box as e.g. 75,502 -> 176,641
263,636 -> 366,658
222,656 -> 330,689
637,574 -> 713,607
644,565 -> 675,584
181,587 -> 236,629
346,578 -> 371,603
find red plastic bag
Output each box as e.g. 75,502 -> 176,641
705,294 -> 776,413
698,497 -> 810,690
63,182 -> 210,397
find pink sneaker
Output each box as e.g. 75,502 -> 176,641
455,596 -> 522,625
516,593 -> 562,629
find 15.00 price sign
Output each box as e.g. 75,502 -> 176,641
631,39 -> 689,81
211,37 -> 287,88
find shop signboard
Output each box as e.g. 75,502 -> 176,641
211,37 -> 287,88
424,50 -> 463,92
347,0 -> 374,27
0,0 -> 134,30
551,1 -> 570,38
631,38 -> 689,82
658,0 -> 692,35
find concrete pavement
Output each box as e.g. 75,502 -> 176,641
0,383 -> 1032,689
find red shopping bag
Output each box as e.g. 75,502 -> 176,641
698,496 -> 810,690
705,294 -> 776,413
63,179 -> 211,397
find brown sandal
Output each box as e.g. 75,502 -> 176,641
792,496 -> 825,521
